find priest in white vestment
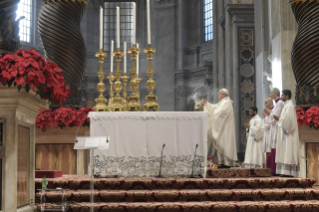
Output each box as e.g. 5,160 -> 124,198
202,89 -> 237,168
273,89 -> 300,177
263,87 -> 285,175
244,106 -> 264,168
262,98 -> 273,169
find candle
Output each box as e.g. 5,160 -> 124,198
100,6 -> 103,49
147,0 -> 151,45
124,41 -> 127,74
136,43 -> 139,75
116,7 -> 120,49
133,3 -> 136,45
111,40 -> 114,73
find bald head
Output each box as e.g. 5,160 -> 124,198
218,88 -> 228,100
264,97 -> 273,109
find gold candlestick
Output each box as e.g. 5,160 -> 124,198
121,73 -> 130,111
94,49 -> 108,112
107,72 -> 116,110
111,48 -> 125,111
127,44 -> 141,111
143,44 -> 159,111
135,76 -> 142,101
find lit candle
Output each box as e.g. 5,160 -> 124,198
136,43 -> 139,75
124,41 -> 127,74
147,0 -> 151,45
116,7 -> 120,49
100,6 -> 103,49
133,3 -> 136,45
111,40 -> 114,73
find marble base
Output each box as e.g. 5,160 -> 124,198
0,87 -> 48,212
299,126 -> 319,182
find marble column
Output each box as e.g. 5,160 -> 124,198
225,4 -> 255,159
254,0 -> 271,116
269,0 -> 297,103
153,0 -> 176,111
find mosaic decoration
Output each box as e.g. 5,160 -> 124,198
239,28 -> 255,153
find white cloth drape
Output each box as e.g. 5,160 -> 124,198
89,112 -> 209,178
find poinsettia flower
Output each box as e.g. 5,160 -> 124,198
0,49 -> 70,104
14,76 -> 25,86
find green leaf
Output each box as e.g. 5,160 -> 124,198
7,80 -> 13,88
25,84 -> 31,93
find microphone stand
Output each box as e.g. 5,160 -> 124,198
74,125 -> 82,143
189,143 -> 201,178
156,144 -> 165,178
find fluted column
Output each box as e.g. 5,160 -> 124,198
38,0 -> 88,86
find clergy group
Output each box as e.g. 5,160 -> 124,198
203,88 -> 299,177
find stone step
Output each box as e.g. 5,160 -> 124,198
206,168 -> 271,178
36,200 -> 319,212
35,175 -> 316,190
35,188 -> 319,203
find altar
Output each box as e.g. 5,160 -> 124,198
89,112 -> 209,178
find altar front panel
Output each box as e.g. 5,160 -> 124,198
89,112 -> 208,178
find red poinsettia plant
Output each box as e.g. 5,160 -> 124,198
36,107 -> 94,132
0,49 -> 70,104
296,106 -> 319,129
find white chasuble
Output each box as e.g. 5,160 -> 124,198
244,114 -> 264,167
204,97 -> 238,164
268,99 -> 285,149
275,100 -> 300,166
262,116 -> 272,153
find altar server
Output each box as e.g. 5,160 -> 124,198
244,106 -> 264,168
202,88 -> 237,168
274,89 -> 300,177
262,98 -> 273,169
264,87 -> 285,175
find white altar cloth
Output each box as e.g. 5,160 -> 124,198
89,112 -> 209,178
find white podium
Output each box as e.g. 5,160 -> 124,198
74,136 -> 108,212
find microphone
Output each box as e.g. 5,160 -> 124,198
189,143 -> 201,178
74,125 -> 82,143
156,143 -> 165,178
99,124 -> 110,143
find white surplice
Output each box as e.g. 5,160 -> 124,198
244,114 -> 264,168
275,99 -> 300,176
262,116 -> 272,153
268,99 -> 285,148
204,97 -> 237,166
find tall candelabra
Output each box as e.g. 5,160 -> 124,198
121,73 -> 130,111
94,49 -> 108,112
110,48 -> 125,111
143,44 -> 159,111
127,44 -> 141,111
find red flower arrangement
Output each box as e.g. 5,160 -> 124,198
0,49 -> 70,104
36,107 -> 94,132
296,106 -> 319,129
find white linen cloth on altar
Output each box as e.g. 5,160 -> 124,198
89,112 -> 209,178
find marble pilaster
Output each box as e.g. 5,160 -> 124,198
0,87 -> 48,212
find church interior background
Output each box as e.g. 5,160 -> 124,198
1,0 -> 319,211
